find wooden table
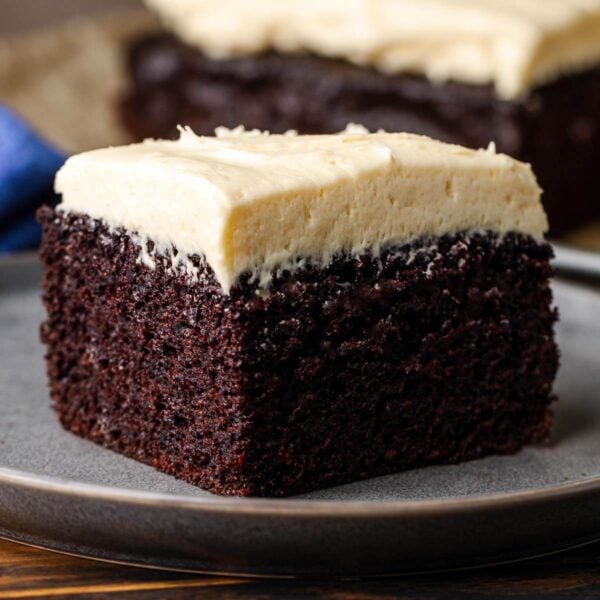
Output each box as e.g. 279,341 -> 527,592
1,538 -> 599,599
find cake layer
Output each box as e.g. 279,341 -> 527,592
39,208 -> 558,496
145,0 -> 600,99
55,128 -> 546,293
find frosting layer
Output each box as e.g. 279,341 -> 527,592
55,127 -> 546,293
144,0 -> 600,99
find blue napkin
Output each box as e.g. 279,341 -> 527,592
0,106 -> 66,252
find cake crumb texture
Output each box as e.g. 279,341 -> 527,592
39,208 -> 558,497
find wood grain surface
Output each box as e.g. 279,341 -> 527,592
0,538 -> 599,599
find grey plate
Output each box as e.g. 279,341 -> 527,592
553,243 -> 600,280
1,254 -> 600,578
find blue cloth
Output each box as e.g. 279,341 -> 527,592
0,106 -> 66,252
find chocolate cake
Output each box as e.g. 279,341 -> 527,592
121,0 -> 600,236
39,127 -> 558,497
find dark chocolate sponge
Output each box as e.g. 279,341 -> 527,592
120,34 -> 600,236
39,207 -> 558,497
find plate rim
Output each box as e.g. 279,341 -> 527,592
1,465 -> 599,517
3,531 -> 600,579
0,250 -> 38,264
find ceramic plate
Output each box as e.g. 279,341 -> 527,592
0,254 -> 599,577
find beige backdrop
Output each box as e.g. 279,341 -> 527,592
0,0 -> 155,153
0,0 -> 141,35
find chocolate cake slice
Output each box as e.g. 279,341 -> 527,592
121,0 -> 600,236
39,127 -> 558,497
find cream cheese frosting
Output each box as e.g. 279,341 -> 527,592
55,126 -> 546,293
144,0 -> 600,99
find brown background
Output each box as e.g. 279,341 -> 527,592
0,0 -> 141,35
